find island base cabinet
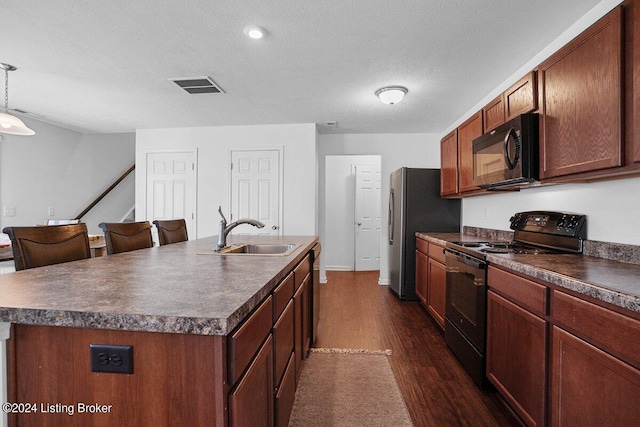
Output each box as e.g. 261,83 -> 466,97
550,326 -> 640,427
275,353 -> 296,427
7,324 -> 227,427
230,335 -> 274,427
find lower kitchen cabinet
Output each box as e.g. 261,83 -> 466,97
550,290 -> 640,426
487,290 -> 546,427
275,354 -> 297,427
415,239 -> 429,305
426,256 -> 446,329
294,272 -> 311,385
230,335 -> 274,427
415,238 -> 447,330
550,326 -> 640,427
487,266 -> 549,427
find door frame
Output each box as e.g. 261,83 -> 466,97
143,148 -> 198,238
227,146 -> 284,235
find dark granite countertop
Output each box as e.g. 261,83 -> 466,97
416,231 -> 640,314
0,235 -> 318,336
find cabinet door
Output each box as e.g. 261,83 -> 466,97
440,129 -> 458,196
487,291 -> 546,427
550,326 -> 640,427
504,71 -> 537,121
415,249 -> 429,306
483,95 -> 505,132
273,300 -> 294,386
302,275 -> 311,357
293,276 -> 309,385
230,335 -> 274,427
627,0 -> 640,164
275,354 -> 296,427
539,7 -> 623,179
426,258 -> 446,330
457,111 -> 483,193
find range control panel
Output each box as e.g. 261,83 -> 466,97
509,211 -> 587,238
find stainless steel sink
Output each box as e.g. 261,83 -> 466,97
216,243 -> 298,256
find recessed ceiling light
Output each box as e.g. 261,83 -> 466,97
244,25 -> 267,40
375,86 -> 408,105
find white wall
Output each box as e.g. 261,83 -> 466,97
446,0 -> 640,245
135,123 -> 318,238
0,118 -> 135,235
318,133 -> 443,284
324,155 -> 381,272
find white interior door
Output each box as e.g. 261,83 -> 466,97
354,164 -> 382,271
146,150 -> 197,238
230,149 -> 281,236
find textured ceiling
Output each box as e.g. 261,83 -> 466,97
1,0 -> 603,134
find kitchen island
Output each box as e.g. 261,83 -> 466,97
0,235 -> 318,427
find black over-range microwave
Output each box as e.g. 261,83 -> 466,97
472,113 -> 539,189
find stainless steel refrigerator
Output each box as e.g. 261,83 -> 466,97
389,167 -> 461,300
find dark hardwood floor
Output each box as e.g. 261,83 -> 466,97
315,271 -> 515,427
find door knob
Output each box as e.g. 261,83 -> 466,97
272,225 -> 278,230
357,222 -> 362,226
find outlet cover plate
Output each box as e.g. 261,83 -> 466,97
90,344 -> 133,374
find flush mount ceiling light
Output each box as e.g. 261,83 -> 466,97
375,86 -> 408,105
244,25 -> 267,39
0,63 -> 35,136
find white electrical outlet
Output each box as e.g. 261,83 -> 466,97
4,207 -> 16,217
48,207 -> 55,217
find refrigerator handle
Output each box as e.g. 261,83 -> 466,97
388,189 -> 394,243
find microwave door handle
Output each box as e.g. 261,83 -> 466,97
504,128 -> 521,170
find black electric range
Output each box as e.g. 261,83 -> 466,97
443,211 -> 587,387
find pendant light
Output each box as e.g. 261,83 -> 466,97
0,63 -> 35,136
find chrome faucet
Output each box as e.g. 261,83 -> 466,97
215,206 -> 265,251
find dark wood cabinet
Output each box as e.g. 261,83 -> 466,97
504,71 -> 537,121
487,291 -> 547,427
273,300 -> 294,386
457,111 -> 483,193
483,95 -> 505,132
487,267 -> 548,427
275,354 -> 296,427
426,257 -> 446,330
415,238 -> 446,330
230,335 -> 274,427
415,239 -> 429,305
539,7 -> 623,179
440,129 -> 458,196
550,326 -> 640,427
625,0 -> 640,165
294,274 -> 310,385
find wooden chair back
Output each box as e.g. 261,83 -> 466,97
2,223 -> 91,271
152,219 -> 188,246
98,222 -> 153,255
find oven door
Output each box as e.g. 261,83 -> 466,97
445,248 -> 487,352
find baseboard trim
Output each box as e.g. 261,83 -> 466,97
326,266 -> 353,271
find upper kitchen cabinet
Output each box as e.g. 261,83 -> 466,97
538,7 -> 623,180
440,112 -> 483,197
483,71 -> 538,133
482,95 -> 505,133
626,0 -> 640,165
457,111 -> 483,193
504,71 -> 537,121
440,129 -> 458,196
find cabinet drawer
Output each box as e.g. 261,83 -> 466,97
416,237 -> 429,254
428,243 -> 446,264
273,272 -> 294,322
294,254 -> 311,290
229,295 -> 274,385
273,300 -> 294,386
552,290 -> 640,368
488,266 -> 548,316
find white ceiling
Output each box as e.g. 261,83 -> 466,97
2,0 -> 603,135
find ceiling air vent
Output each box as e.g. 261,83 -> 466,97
169,76 -> 224,94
